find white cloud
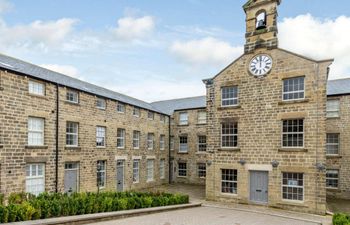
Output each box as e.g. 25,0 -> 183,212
112,16 -> 155,41
40,64 -> 80,78
0,0 -> 12,14
169,37 -> 243,67
279,14 -> 350,79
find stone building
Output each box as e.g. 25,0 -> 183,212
0,0 -> 349,216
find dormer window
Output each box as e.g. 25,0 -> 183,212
256,11 -> 267,30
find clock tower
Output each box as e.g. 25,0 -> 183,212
243,0 -> 281,54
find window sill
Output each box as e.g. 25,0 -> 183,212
278,99 -> 309,105
96,146 -> 106,149
177,176 -> 187,178
218,105 -> 241,110
218,148 -> 240,152
133,148 -> 140,150
178,152 -> 189,154
220,193 -> 238,198
326,187 -> 340,192
277,200 -> 306,207
326,155 -> 342,159
117,147 -> 125,150
28,93 -> 47,99
196,151 -> 207,155
178,124 -> 189,127
96,107 -> 106,111
64,100 -> 80,106
65,146 -> 81,151
278,148 -> 307,152
196,123 -> 207,126
326,116 -> 340,120
147,180 -> 154,183
25,145 -> 48,149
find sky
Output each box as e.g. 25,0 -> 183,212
0,0 -> 349,102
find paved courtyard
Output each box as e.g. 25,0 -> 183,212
87,206 -> 322,225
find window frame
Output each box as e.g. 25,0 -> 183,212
326,133 -> 340,156
197,110 -> 207,124
26,163 -> 45,196
96,98 -> 106,110
66,121 -> 79,147
66,89 -> 79,104
178,162 -> 187,177
221,86 -> 238,107
281,119 -> 304,149
170,136 -> 174,151
221,169 -> 238,194
160,159 -> 165,179
117,128 -> 125,149
148,111 -> 154,120
97,160 -> 106,189
221,122 -> 238,149
326,169 -> 339,189
133,130 -> 140,149
282,76 -> 305,101
160,135 -> 165,150
133,160 -> 140,183
147,133 -> 154,150
282,172 -> 304,202
179,136 -> 188,153
117,102 -> 125,113
179,112 -> 188,125
198,135 -> 207,152
160,115 -> 166,123
133,107 -> 140,117
326,99 -> 340,118
96,126 -> 106,147
28,117 -> 45,146
197,163 -> 206,178
28,80 -> 45,96
147,159 -> 154,182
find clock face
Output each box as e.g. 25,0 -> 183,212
249,54 -> 272,76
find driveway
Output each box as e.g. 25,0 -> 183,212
87,206 -> 322,225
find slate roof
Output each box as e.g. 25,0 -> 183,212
327,78 -> 350,96
151,96 -> 206,115
0,53 -> 164,114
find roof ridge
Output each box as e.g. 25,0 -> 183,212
328,77 -> 350,81
151,95 -> 206,104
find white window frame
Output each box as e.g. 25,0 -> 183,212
66,90 -> 79,103
117,102 -> 125,113
198,163 -> 206,178
133,107 -> 140,117
221,122 -> 238,148
133,160 -> 140,183
160,159 -> 165,179
282,172 -> 304,202
148,111 -> 154,120
26,163 -> 45,196
179,136 -> 188,153
281,119 -> 304,148
326,133 -> 339,156
96,126 -> 106,147
28,80 -> 45,96
179,112 -> 188,125
96,98 -> 106,110
133,130 -> 140,149
117,128 -> 125,149
326,99 -> 340,118
282,77 -> 305,101
160,135 -> 165,150
198,135 -> 207,152
326,169 -> 339,189
221,86 -> 238,107
147,159 -> 154,182
221,169 -> 237,194
66,122 -> 78,147
147,133 -> 154,150
197,111 -> 207,124
178,162 -> 187,177
28,117 -> 45,146
97,160 -> 106,189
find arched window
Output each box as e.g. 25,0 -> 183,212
256,11 -> 267,30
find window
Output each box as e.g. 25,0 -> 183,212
117,128 -> 125,148
221,169 -> 237,194
326,170 -> 339,189
221,122 -> 238,148
117,102 -> 125,113
147,133 -> 154,150
133,131 -> 140,149
28,80 -> 45,96
148,111 -> 154,120
96,126 -> 106,147
147,159 -> 154,182
179,112 -> 188,125
198,163 -> 206,178
97,161 -> 106,188
160,159 -> 165,179
133,160 -> 140,183
96,98 -> 106,109
198,136 -> 207,152
26,163 -> 45,196
283,77 -> 305,101
221,86 -> 238,106
66,90 -> 78,103
326,134 -> 339,155
327,100 -> 340,118
178,162 -> 187,177
282,119 -> 304,148
160,135 -> 165,150
160,115 -> 166,123
170,136 -> 174,151
282,173 -> 304,201
198,111 -> 207,124
28,117 -> 44,146
179,136 -> 188,153
66,122 -> 78,146
133,107 -> 140,117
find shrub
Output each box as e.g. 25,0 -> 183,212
333,213 -> 350,225
0,205 -> 9,223
0,194 -> 4,206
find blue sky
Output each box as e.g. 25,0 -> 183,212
0,0 -> 349,101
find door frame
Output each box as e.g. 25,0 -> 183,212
64,162 -> 80,193
249,170 -> 269,204
116,160 -> 125,191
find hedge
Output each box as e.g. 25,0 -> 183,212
0,191 -> 189,223
333,213 -> 350,225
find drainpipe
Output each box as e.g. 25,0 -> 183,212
55,83 -> 59,193
168,115 -> 171,184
